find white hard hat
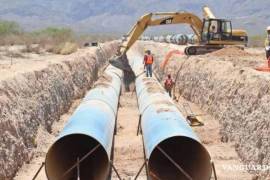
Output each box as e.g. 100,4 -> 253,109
267,26 -> 270,31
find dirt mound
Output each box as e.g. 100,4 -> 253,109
170,59 -> 270,179
210,46 -> 251,56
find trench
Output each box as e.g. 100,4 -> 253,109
7,40 -> 270,180
40,43 -> 213,180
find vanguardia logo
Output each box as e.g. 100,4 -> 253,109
222,164 -> 270,171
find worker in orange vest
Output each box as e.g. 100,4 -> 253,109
143,50 -> 154,77
164,74 -> 174,97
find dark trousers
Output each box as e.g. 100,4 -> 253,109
145,64 -> 152,77
166,88 -> 172,97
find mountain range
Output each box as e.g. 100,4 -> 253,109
0,0 -> 269,35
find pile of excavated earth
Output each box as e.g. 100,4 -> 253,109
142,41 -> 269,179
1,40 -> 269,180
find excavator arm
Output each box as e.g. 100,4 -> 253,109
109,11 -> 203,71
120,12 -> 203,54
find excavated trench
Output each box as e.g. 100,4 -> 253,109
2,40 -> 269,180
137,41 -> 270,179
0,41 -> 119,179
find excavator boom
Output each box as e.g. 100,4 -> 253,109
119,12 -> 203,55
110,6 -> 248,71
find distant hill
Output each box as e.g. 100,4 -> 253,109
0,0 -> 269,35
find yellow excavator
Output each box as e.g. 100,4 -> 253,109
110,6 -> 248,71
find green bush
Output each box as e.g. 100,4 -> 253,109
0,20 -> 118,55
32,27 -> 75,44
0,20 -> 21,35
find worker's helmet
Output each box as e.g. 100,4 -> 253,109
145,50 -> 151,54
267,26 -> 270,32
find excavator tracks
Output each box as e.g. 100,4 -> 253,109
184,45 -> 223,55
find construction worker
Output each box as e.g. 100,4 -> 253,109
209,25 -> 216,40
265,26 -> 270,59
164,74 -> 174,97
143,50 -> 154,77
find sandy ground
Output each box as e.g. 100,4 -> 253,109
175,96 -> 253,180
112,90 -> 146,180
0,45 -> 63,80
0,46 -> 99,81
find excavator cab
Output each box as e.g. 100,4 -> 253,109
201,19 -> 232,43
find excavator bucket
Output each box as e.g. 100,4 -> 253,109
109,53 -> 136,91
109,53 -> 133,72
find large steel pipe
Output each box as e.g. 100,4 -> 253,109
45,65 -> 122,180
129,54 -> 212,180
158,36 -> 165,43
165,35 -> 173,43
187,34 -> 197,44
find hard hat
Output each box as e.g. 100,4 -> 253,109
145,49 -> 151,53
267,26 -> 270,31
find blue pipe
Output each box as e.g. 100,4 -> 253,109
129,53 -> 212,180
45,65 -> 122,180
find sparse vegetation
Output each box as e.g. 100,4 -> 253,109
0,20 -> 21,35
0,20 -> 118,56
53,42 -> 78,55
31,27 -> 77,54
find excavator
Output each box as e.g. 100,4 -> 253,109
109,6 -> 248,71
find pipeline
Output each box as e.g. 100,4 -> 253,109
129,53 -> 212,180
150,33 -> 195,45
45,65 -> 122,180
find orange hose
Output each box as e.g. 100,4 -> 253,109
255,59 -> 270,72
160,50 -> 183,69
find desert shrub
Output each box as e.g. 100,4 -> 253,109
0,20 -> 118,55
52,42 -> 78,55
0,20 -> 24,45
22,44 -> 41,54
0,20 -> 21,35
33,27 -> 75,45
59,42 -> 78,55
31,27 -> 79,54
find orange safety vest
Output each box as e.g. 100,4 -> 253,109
145,55 -> 154,65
